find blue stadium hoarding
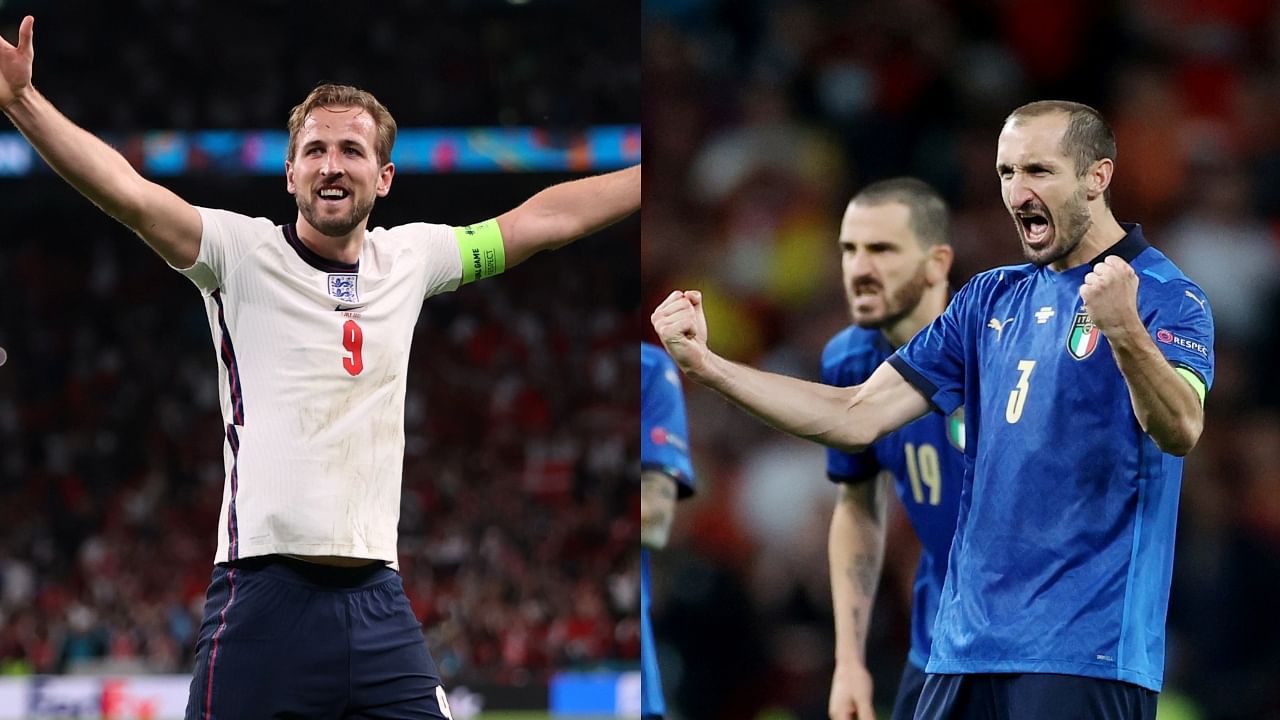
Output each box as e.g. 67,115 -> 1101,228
0,125 -> 641,177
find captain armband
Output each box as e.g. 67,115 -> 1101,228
1174,365 -> 1207,406
452,219 -> 507,285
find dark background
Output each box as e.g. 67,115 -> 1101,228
643,1 -> 1280,718
0,0 -> 641,692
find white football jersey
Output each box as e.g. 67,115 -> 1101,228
176,207 -> 465,567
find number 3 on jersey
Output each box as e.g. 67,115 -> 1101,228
342,319 -> 364,376
1006,359 -> 1035,423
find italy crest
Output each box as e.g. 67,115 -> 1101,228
1067,311 -> 1101,360
947,406 -> 966,452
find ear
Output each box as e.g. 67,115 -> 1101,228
1086,158 -> 1113,202
286,160 -> 296,195
376,162 -> 395,198
925,243 -> 954,286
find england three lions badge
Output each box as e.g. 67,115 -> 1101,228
328,274 -> 359,304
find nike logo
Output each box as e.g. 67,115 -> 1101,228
334,304 -> 366,311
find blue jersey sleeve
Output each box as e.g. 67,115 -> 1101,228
889,276 -> 978,415
641,347 -> 696,498
821,332 -> 880,484
1141,276 -> 1215,398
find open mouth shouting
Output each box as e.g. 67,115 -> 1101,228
1015,204 -> 1053,250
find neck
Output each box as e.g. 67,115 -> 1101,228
1049,206 -> 1127,273
295,214 -> 366,264
882,285 -> 949,349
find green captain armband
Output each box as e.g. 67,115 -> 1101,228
453,219 -> 507,285
1174,365 -> 1207,405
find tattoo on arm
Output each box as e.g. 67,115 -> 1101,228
847,553 -> 878,597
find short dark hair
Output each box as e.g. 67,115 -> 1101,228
850,177 -> 950,248
1006,100 -> 1116,204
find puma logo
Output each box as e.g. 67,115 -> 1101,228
988,317 -> 1015,339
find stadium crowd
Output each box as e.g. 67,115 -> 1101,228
0,0 -> 641,690
644,0 -> 1280,718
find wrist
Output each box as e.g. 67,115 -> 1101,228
689,348 -> 726,388
3,86 -> 39,118
835,655 -> 867,670
1101,315 -> 1147,350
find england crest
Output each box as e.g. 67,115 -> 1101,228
328,274 -> 359,304
1067,311 -> 1101,360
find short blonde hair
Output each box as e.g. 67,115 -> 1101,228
286,84 -> 397,166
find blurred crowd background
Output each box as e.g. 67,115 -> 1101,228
0,0 -> 641,694
643,1 -> 1280,719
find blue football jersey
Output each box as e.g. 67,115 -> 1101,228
640,343 -> 696,719
888,225 -> 1214,691
822,326 -> 964,671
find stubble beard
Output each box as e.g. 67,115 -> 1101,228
1022,187 -> 1093,268
850,263 -> 931,330
297,193 -> 376,238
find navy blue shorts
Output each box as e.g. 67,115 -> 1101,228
892,661 -> 927,720
185,556 -> 451,720
914,673 -> 1156,720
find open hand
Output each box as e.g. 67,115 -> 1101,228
0,16 -> 34,110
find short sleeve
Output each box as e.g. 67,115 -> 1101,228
1143,278 -> 1215,401
821,335 -> 881,485
889,277 -> 976,415
390,222 -> 464,299
641,350 -> 696,498
174,207 -> 276,294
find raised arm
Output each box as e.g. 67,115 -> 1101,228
651,290 -> 931,452
0,16 -> 201,268
495,164 -> 639,268
1081,257 -> 1204,456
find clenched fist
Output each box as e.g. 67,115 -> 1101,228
1079,255 -> 1140,339
650,290 -> 711,379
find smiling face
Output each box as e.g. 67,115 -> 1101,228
839,200 -> 933,329
285,105 -> 394,238
996,112 -> 1095,268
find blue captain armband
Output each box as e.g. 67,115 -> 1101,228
453,219 -> 507,284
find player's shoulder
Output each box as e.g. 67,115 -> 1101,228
367,221 -> 454,245
196,207 -> 278,236
822,325 -> 888,368
946,263 -> 1036,311
640,340 -> 680,376
1133,244 -> 1212,311
969,262 -> 1037,289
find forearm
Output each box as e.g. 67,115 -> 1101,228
829,479 -> 887,666
1107,320 -> 1204,455
498,165 -> 639,265
694,351 -> 874,453
5,88 -> 147,224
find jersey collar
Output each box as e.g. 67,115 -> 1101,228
1084,222 -> 1148,266
1052,222 -> 1149,279
282,224 -> 361,273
